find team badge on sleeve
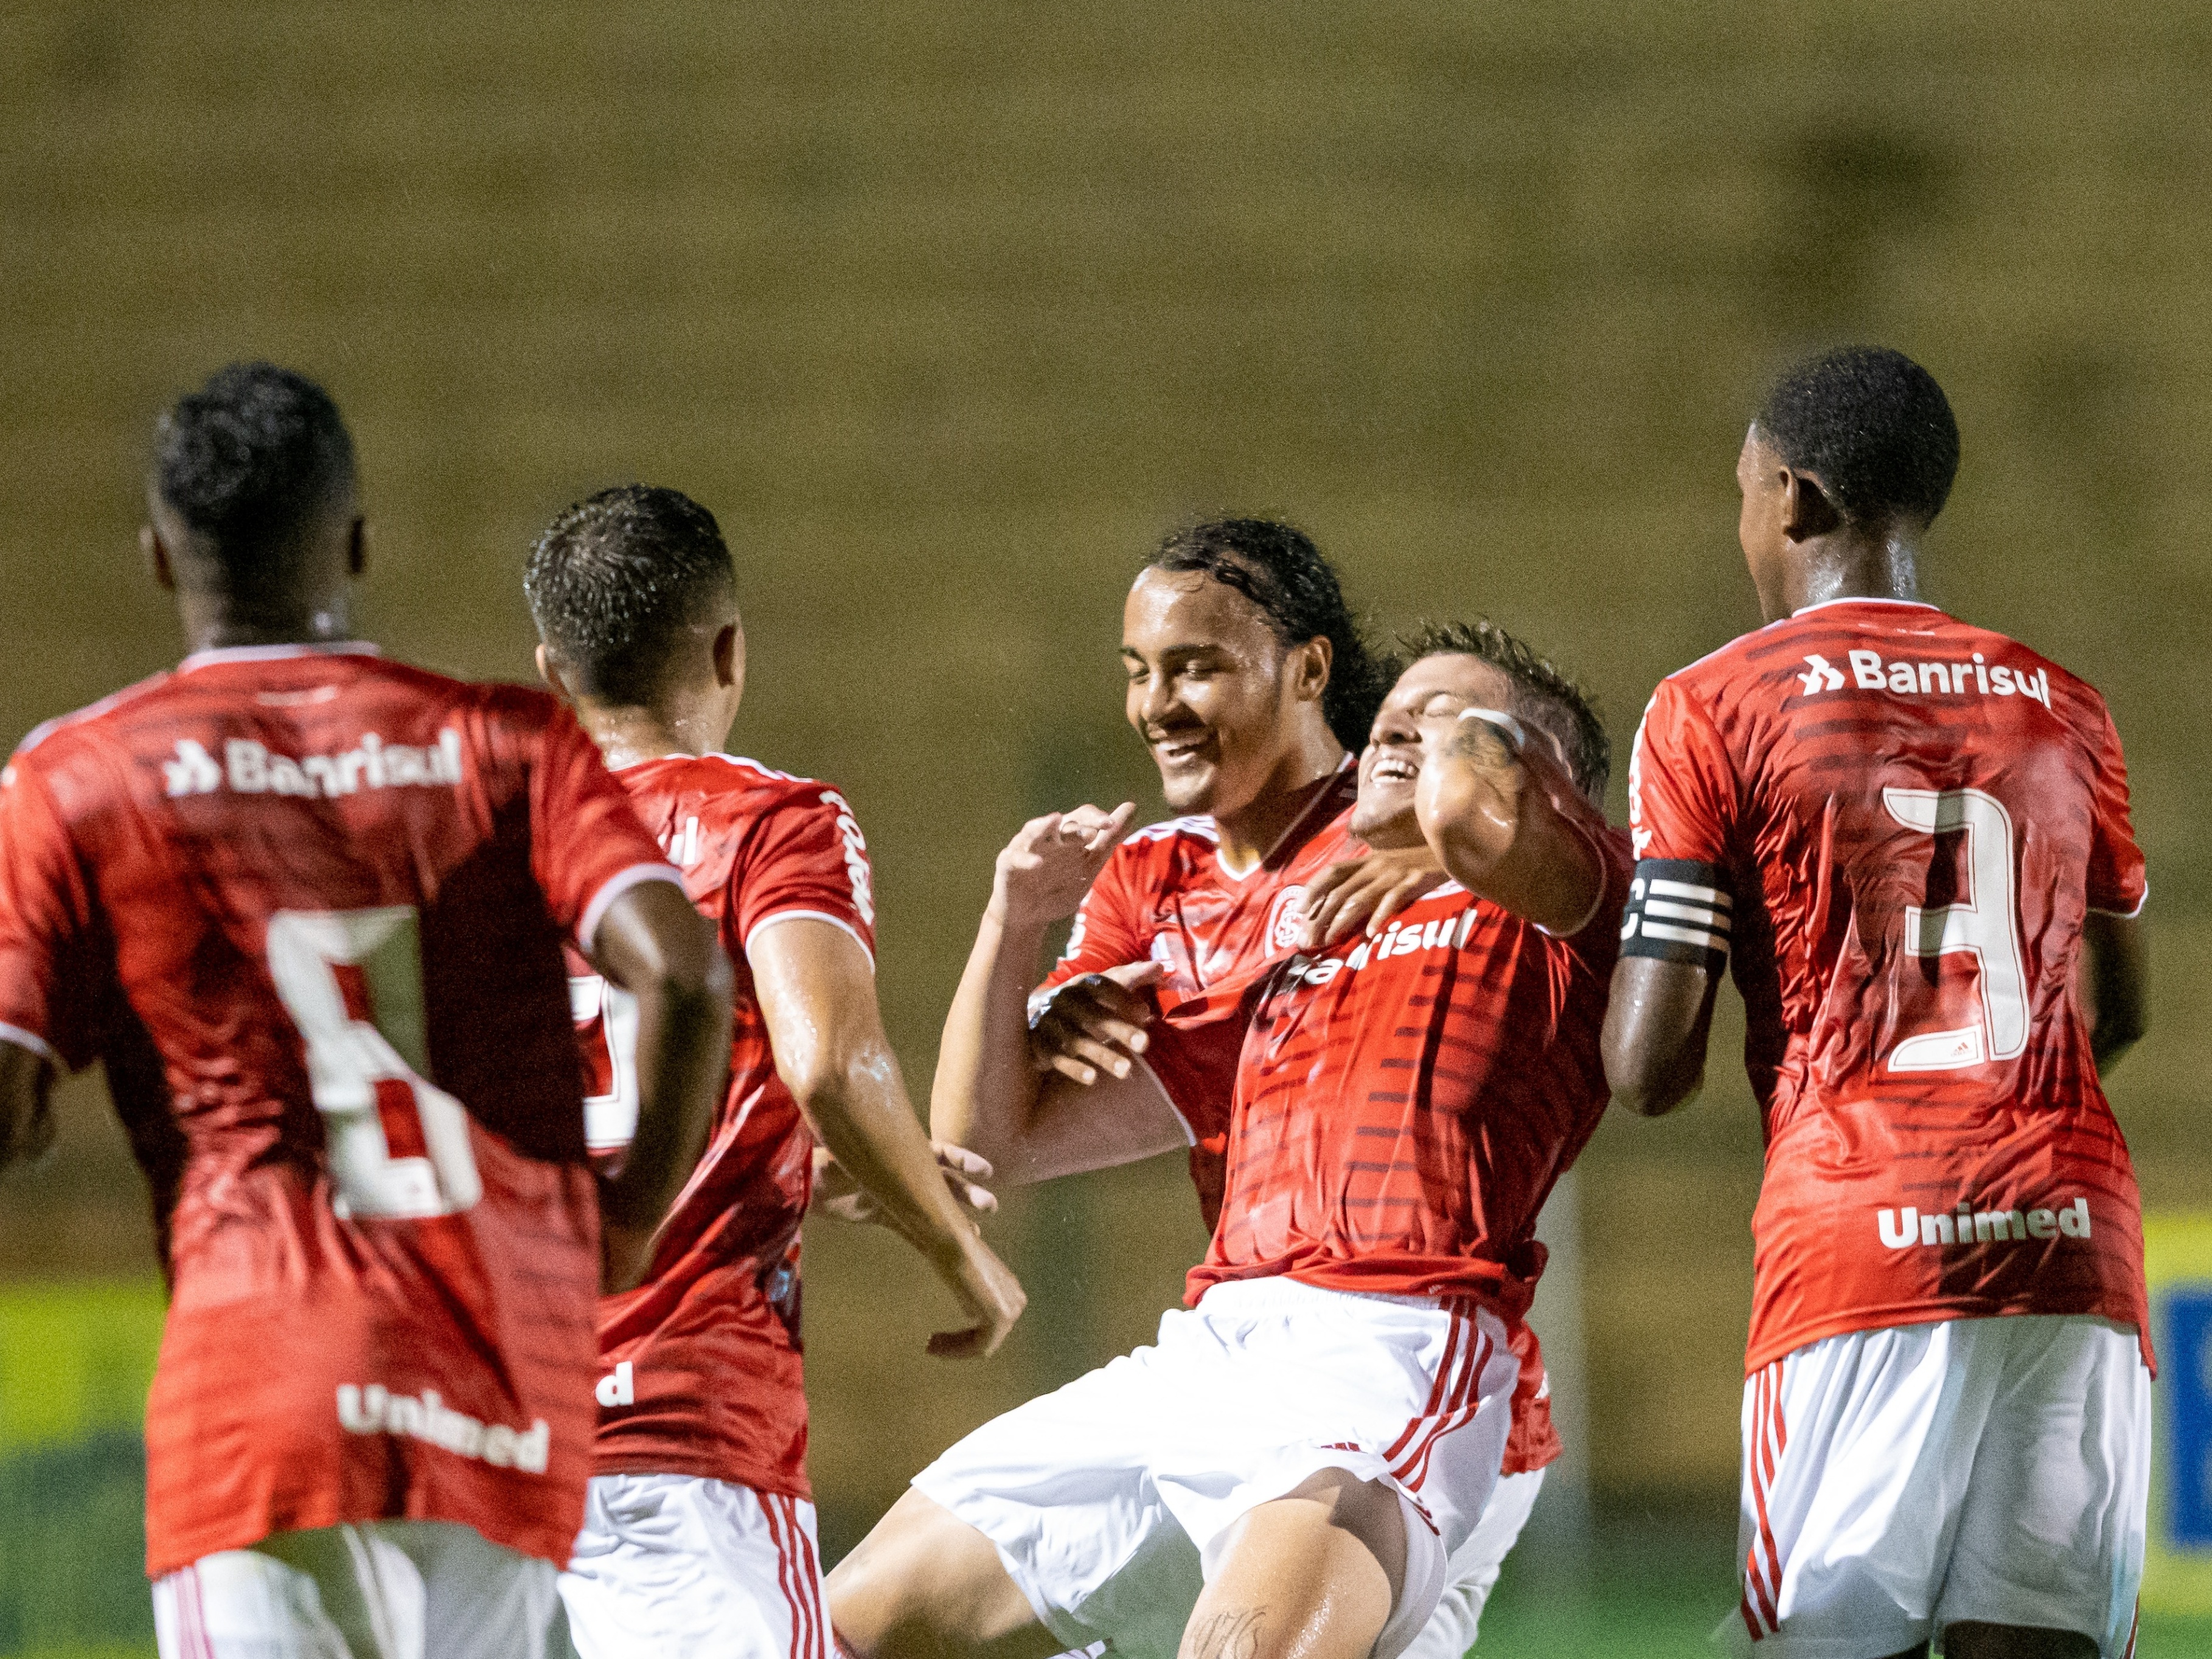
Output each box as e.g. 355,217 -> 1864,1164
1619,859 -> 1733,969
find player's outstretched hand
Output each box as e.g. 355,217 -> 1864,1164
812,1141 -> 999,1223
989,802 -> 1138,933
925,1228 -> 1028,1360
1298,846 -> 1450,948
1028,960 -> 1163,1085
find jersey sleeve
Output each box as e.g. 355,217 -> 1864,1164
2083,698 -> 2148,918
526,703 -> 684,951
1621,676 -> 1741,972
0,757 -> 106,1069
1038,844 -> 1149,992
731,786 -> 878,963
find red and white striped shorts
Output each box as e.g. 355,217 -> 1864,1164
915,1278 -> 1519,1659
559,1474 -> 826,1659
154,1519 -> 561,1659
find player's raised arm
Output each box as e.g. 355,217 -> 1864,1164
1412,706 -> 1603,935
930,805 -> 1189,1188
585,879 -> 732,1292
750,917 -> 1024,1358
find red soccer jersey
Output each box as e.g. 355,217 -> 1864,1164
1183,815 -> 1633,1320
568,754 -> 877,1500
1038,762 -> 1359,1226
0,644 -> 679,1576
1623,599 -> 2152,1374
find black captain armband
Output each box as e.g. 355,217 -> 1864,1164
1620,860 -> 1733,970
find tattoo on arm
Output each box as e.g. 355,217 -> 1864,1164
1183,1608 -> 1267,1659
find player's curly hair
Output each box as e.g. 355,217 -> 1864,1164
1754,346 -> 1960,527
1400,618 -> 1610,799
153,363 -> 355,579
1148,518 -> 1396,751
524,485 -> 736,705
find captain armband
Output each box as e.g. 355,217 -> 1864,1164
1619,859 -> 1733,970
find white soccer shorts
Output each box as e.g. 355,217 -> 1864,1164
153,1520 -> 563,1659
913,1278 -> 1521,1659
1397,1468 -> 1545,1659
558,1473 -> 827,1659
1727,1313 -> 2148,1659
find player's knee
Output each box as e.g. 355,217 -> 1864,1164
826,1490 -> 1034,1659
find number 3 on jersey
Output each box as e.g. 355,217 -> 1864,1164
1881,787 -> 2029,1071
266,907 -> 483,1219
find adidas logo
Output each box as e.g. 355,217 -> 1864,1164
1876,1197 -> 2090,1250
164,731 -> 464,799
335,1383 -> 549,1473
1798,652 -> 2053,709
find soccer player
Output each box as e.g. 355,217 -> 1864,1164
1603,347 -> 2151,1659
829,625 -> 1627,1659
937,522 -> 1563,1654
0,364 -> 733,1658
523,485 -> 1028,1659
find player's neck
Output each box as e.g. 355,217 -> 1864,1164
568,697 -> 733,772
1213,744 -> 1348,873
1778,534 -> 1919,620
176,590 -> 356,656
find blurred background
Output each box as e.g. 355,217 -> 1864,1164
2,2 -> 2209,1654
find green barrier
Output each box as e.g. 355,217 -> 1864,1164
0,1283 -> 164,1453
0,1282 -> 164,1657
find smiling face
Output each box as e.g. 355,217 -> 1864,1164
1349,653 -> 1520,846
1121,566 -> 1327,818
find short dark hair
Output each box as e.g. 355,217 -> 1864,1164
1148,518 -> 1395,750
1399,618 -> 1610,798
524,485 -> 736,704
1753,346 -> 1961,527
153,363 -> 355,577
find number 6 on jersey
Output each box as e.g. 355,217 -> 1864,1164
267,906 -> 483,1219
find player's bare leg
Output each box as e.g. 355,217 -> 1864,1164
1177,1470 -> 1406,1659
1941,1623 -> 2097,1659
827,1488 -> 1063,1659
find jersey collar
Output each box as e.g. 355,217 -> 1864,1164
179,641 -> 382,672
1788,597 -> 1941,619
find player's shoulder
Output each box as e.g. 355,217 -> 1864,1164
622,753 -> 849,828
1111,813 -> 1220,876
10,668 -> 177,766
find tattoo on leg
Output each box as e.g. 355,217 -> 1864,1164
1183,1608 -> 1267,1659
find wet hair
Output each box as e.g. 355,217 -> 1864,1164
152,363 -> 355,583
1147,518 -> 1394,750
524,485 -> 737,704
1753,346 -> 1960,527
1399,618 -> 1610,798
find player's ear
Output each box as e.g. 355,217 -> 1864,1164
712,622 -> 741,690
141,523 -> 176,593
1780,469 -> 1843,541
535,644 -> 570,701
1291,635 -> 1333,704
